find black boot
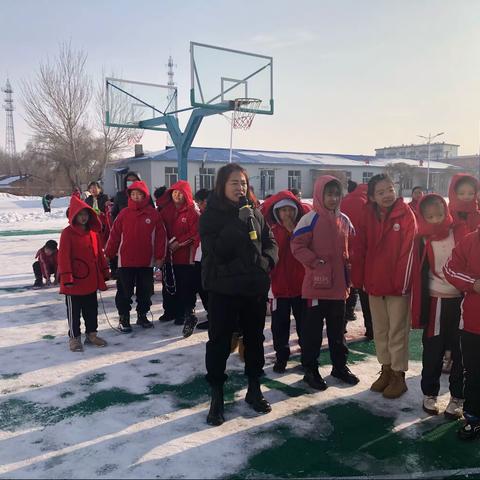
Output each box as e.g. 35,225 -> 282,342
118,313 -> 132,333
303,368 -> 328,391
245,378 -> 272,413
206,385 -> 224,426
137,312 -> 154,328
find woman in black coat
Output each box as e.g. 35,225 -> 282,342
85,181 -> 109,213
200,163 -> 278,426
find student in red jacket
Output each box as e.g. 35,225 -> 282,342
448,173 -> 480,238
408,186 -> 424,216
340,181 -> 373,338
33,239 -> 58,288
58,196 -> 110,352
263,190 -> 306,373
105,181 -> 166,332
444,229 -> 480,440
351,174 -> 416,399
158,180 -> 200,337
411,194 -> 464,418
292,176 -> 359,390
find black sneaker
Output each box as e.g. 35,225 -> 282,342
174,317 -> 185,326
273,360 -> 287,373
118,314 -> 132,333
158,313 -> 175,323
137,313 -> 154,329
331,367 -> 360,385
182,314 -> 198,338
303,369 -> 328,391
196,320 -> 209,330
458,421 -> 480,441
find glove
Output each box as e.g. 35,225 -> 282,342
238,205 -> 254,223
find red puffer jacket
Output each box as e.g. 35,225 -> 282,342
261,190 -> 305,298
105,181 -> 167,267
159,180 -> 200,265
340,184 -> 368,231
351,198 -> 417,296
58,196 -> 109,295
443,229 -> 480,335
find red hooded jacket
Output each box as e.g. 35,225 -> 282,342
35,247 -> 58,280
261,190 -> 306,298
351,197 -> 417,296
105,181 -> 167,268
58,196 -> 109,295
444,229 -> 480,335
159,180 -> 200,265
340,184 -> 368,231
448,173 -> 480,238
410,194 -> 462,330
291,176 -> 353,301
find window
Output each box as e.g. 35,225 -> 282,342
288,170 -> 301,190
199,167 -> 215,190
362,171 -> 374,184
165,166 -> 178,187
260,169 -> 275,197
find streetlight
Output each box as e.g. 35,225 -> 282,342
417,132 -> 444,192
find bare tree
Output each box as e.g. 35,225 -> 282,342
21,42 -> 92,188
385,162 -> 416,196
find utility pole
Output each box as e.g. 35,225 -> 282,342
166,56 -> 177,148
417,132 -> 444,192
2,78 -> 17,172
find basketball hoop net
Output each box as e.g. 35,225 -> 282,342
128,130 -> 144,145
231,98 -> 262,130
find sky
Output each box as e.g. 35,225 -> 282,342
1,0 -> 480,157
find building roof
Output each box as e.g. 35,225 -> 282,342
111,146 -> 458,171
0,175 -> 23,186
375,142 -> 460,151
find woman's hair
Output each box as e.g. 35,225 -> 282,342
214,163 -> 256,205
367,174 -> 394,198
324,179 -> 342,195
153,186 -> 167,200
412,185 -> 424,194
87,181 -> 102,191
454,176 -> 477,193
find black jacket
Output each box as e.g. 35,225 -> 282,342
85,193 -> 109,213
200,193 -> 278,296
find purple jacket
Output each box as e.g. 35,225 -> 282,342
291,175 -> 353,301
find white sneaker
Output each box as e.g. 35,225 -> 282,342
445,396 -> 464,420
423,395 -> 439,415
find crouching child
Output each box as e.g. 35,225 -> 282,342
58,196 -> 110,352
33,239 -> 58,288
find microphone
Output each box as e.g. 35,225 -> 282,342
238,196 -> 258,241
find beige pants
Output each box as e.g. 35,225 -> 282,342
368,295 -> 411,372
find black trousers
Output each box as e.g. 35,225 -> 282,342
206,292 -> 267,386
421,297 -> 463,398
301,299 -> 348,371
194,261 -> 208,312
460,330 -> 480,418
65,292 -> 98,338
32,261 -> 54,281
115,267 -> 153,315
162,264 -> 197,319
358,288 -> 373,334
271,296 -> 304,362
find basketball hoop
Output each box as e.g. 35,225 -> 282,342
232,98 -> 262,130
128,130 -> 144,145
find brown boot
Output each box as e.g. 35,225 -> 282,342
383,370 -> 408,399
85,332 -> 107,347
370,364 -> 392,392
69,336 -> 83,352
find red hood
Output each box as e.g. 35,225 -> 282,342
67,195 -> 101,232
127,180 -> 151,210
448,173 -> 479,214
262,190 -> 305,225
313,175 -> 342,216
416,193 -> 453,240
158,180 -> 194,210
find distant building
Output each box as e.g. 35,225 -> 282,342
375,143 -> 459,161
103,146 -> 460,198
444,154 -> 480,176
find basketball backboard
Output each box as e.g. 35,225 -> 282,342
105,78 -> 177,130
190,42 -> 273,115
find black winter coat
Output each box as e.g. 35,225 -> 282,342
85,193 -> 109,213
200,193 -> 278,297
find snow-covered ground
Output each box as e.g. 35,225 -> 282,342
0,194 -> 475,479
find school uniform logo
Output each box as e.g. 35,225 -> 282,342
393,223 -> 400,231
145,218 -> 151,224
182,217 -> 187,223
